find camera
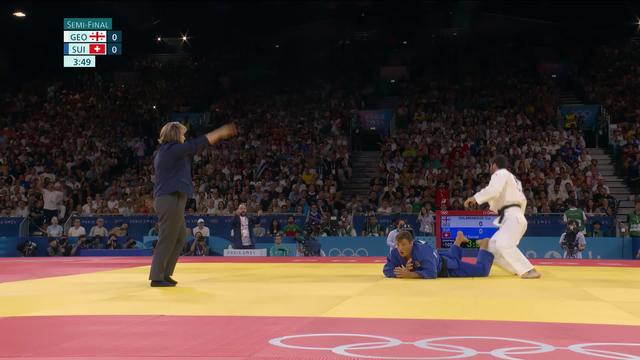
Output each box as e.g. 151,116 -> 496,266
18,241 -> 37,257
561,220 -> 580,258
295,227 -> 322,256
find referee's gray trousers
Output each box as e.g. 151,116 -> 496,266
149,192 -> 188,281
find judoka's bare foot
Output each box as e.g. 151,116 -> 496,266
476,239 -> 489,250
520,268 -> 541,279
454,231 -> 469,246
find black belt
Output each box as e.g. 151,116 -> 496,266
437,255 -> 449,278
498,204 -> 521,224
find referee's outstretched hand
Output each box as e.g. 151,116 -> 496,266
207,123 -> 238,144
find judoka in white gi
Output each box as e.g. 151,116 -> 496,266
464,155 -> 541,279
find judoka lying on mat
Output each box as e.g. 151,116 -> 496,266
383,230 -> 494,279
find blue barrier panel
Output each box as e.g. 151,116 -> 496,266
0,237 -> 20,257
519,236 -> 630,259
0,217 -> 24,256
71,214 -> 617,241
142,235 -> 632,259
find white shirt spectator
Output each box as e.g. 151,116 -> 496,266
377,205 -> 392,214
42,188 -> 63,211
68,225 -> 86,237
90,225 -> 109,238
192,225 -> 210,237
107,199 -> 119,210
386,228 -> 401,251
15,205 -> 30,217
81,203 -> 92,216
47,224 -> 64,237
240,216 -> 251,246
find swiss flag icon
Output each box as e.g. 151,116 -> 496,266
443,231 -> 451,238
89,44 -> 106,54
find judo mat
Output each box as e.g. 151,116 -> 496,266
0,256 -> 639,359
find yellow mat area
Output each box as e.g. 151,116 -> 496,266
1,263 -> 639,326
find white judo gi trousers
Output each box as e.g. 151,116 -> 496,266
488,207 -> 534,276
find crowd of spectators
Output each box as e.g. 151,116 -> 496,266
0,59 -> 358,239
3,39 -> 636,249
369,74 -> 619,217
577,41 -> 640,194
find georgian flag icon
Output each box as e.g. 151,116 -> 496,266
89,43 -> 106,54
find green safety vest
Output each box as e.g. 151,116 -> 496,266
564,208 -> 586,232
628,212 -> 640,237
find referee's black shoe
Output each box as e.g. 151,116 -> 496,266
150,280 -> 176,287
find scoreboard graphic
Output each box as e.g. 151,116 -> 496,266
435,210 -> 499,248
63,18 -> 122,67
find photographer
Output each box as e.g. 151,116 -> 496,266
124,238 -> 138,249
296,224 -> 324,256
187,232 -> 209,256
560,219 -> 587,259
105,234 -> 119,250
386,218 -> 412,252
320,214 -> 339,236
71,235 -> 91,256
46,237 -> 64,257
58,235 -> 72,256
17,239 -> 37,257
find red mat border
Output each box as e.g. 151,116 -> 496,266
0,315 -> 638,359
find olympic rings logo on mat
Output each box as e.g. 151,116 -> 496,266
327,248 -> 369,256
268,333 -> 640,359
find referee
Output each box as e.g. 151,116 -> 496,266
149,121 -> 237,287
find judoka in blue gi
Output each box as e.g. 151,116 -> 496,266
383,230 -> 494,279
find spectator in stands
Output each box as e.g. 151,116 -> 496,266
124,237 -> 138,249
282,215 -> 301,237
46,237 -> 64,257
627,201 -> 640,260
305,204 -> 322,226
386,218 -> 408,251
363,214 -> 384,236
253,220 -> 267,237
563,199 -> 587,234
109,222 -> 129,237
70,235 -> 89,256
58,235 -> 71,256
268,218 -> 281,236
217,201 -> 230,215
377,200 -> 393,214
67,218 -> 86,237
417,206 -> 435,236
192,218 -> 210,237
89,218 -> 109,238
90,235 -> 104,249
187,232 -> 208,256
15,200 -> 29,217
147,222 -> 160,236
107,195 -> 119,212
269,233 -> 289,256
105,234 -> 119,250
46,216 -> 63,237
588,221 -> 604,238
230,203 -> 261,249
42,182 -> 64,224
118,199 -> 135,216
337,215 -> 356,236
